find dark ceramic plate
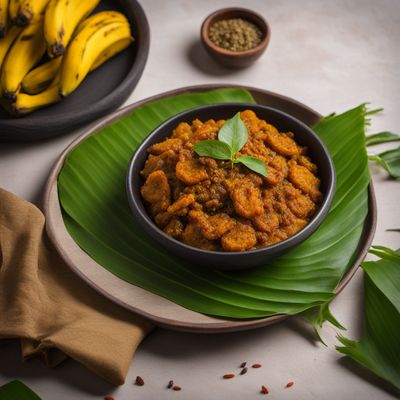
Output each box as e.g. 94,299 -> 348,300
126,103 -> 336,270
0,0 -> 149,142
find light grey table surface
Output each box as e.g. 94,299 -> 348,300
1,0 -> 399,399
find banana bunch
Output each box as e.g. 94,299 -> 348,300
0,3 -> 133,115
60,12 -> 131,97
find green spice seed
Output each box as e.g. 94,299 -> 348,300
208,18 -> 263,52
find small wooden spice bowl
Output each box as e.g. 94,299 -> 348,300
200,7 -> 270,68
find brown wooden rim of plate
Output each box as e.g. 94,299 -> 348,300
43,84 -> 377,333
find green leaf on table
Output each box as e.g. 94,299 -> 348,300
366,131 -> 400,146
0,380 -> 42,400
365,107 -> 384,116
234,155 -> 268,177
369,146 -> 400,178
58,92 -> 371,319
218,112 -> 248,156
301,302 -> 345,345
193,140 -> 231,160
336,246 -> 400,391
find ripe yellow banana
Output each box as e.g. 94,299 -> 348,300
14,0 -> 50,26
0,24 -> 21,70
14,72 -> 61,114
21,56 -> 61,94
8,0 -> 19,22
0,0 -> 9,37
44,0 -> 99,57
91,37 -> 132,70
60,20 -> 131,97
1,20 -> 46,100
74,10 -> 127,37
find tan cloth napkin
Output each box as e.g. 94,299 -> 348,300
0,188 -> 153,385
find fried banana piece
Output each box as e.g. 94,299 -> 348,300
181,223 -> 217,251
221,223 -> 257,251
167,194 -> 195,215
176,159 -> 208,185
264,124 -> 299,156
230,182 -> 263,218
148,138 -> 182,155
141,170 -> 171,213
252,211 -> 279,233
288,163 -> 321,202
189,210 -> 235,240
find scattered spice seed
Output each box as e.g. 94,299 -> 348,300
252,363 -> 262,368
173,385 -> 182,391
240,361 -> 247,368
239,367 -> 248,375
167,380 -> 174,389
286,381 -> 294,388
261,385 -> 269,394
223,373 -> 235,379
135,376 -> 144,386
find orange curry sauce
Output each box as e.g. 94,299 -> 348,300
140,110 -> 322,252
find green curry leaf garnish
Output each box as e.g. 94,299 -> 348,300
192,139 -> 231,160
193,112 -> 268,177
233,155 -> 267,177
218,111 -> 248,157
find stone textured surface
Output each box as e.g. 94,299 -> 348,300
0,0 -> 399,398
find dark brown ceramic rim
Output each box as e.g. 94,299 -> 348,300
201,8 -> 270,57
43,84 -> 377,333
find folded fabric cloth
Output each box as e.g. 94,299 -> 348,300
0,188 -> 153,385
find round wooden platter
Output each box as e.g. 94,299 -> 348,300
44,84 -> 377,333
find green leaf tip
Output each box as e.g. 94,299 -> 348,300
218,112 -> 248,156
193,140 -> 231,160
301,302 -> 345,345
0,380 -> 42,399
369,146 -> 400,178
366,131 -> 400,147
235,155 -> 268,177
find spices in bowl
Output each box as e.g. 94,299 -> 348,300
208,18 -> 263,52
200,8 -> 270,68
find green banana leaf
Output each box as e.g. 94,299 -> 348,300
366,131 -> 400,146
58,88 -> 370,319
336,246 -> 400,391
369,147 -> 400,178
301,302 -> 346,345
0,380 -> 42,400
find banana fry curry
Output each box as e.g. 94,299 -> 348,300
140,110 -> 322,252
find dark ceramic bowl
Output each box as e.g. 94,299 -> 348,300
0,0 -> 150,142
126,103 -> 336,270
201,8 -> 270,68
